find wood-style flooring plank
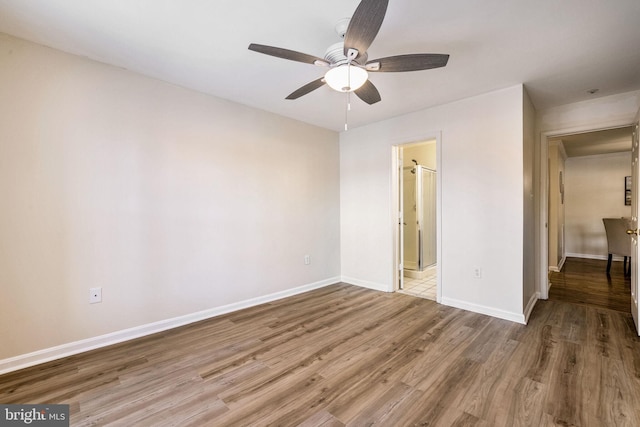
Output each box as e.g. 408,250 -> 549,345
543,340 -> 585,426
298,410 -> 345,427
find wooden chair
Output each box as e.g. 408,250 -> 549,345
602,218 -> 632,275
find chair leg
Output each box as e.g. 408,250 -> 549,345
606,254 -> 612,273
624,256 -> 628,273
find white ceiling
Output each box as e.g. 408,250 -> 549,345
551,127 -> 634,158
0,0 -> 639,131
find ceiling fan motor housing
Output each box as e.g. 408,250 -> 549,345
324,42 -> 367,66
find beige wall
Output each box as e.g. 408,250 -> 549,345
0,33 -> 340,363
403,140 -> 437,170
565,152 -> 632,258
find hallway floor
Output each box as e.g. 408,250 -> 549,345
549,257 -> 631,313
400,268 -> 437,301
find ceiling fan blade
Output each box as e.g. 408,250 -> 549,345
286,78 -> 326,100
249,44 -> 329,66
355,80 -> 381,105
343,0 -> 389,60
366,54 -> 450,72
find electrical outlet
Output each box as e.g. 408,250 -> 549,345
304,255 -> 311,265
89,287 -> 102,304
474,268 -> 482,279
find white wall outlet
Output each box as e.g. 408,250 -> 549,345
89,287 -> 102,304
474,267 -> 482,279
304,255 -> 311,265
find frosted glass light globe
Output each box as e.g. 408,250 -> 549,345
324,65 -> 368,92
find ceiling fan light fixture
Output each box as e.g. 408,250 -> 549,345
324,65 -> 368,92
248,0 -> 448,107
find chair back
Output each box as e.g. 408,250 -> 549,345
603,217 -> 632,257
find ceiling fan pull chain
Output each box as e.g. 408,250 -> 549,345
345,91 -> 350,131
347,65 -> 352,112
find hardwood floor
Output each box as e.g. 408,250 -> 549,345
549,257 -> 631,313
2,283 -> 640,426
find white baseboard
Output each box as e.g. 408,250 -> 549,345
558,256 -> 566,271
404,261 -> 417,270
440,297 -> 526,324
341,276 -> 392,293
549,256 -> 567,273
0,277 -> 340,375
523,292 -> 539,324
565,253 -> 625,261
344,277 -> 526,324
403,266 -> 436,280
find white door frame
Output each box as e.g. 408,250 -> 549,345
538,121 -> 637,299
631,116 -> 640,335
394,146 -> 405,291
392,133 -> 442,302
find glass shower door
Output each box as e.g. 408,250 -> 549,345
403,168 -> 418,271
419,167 -> 437,268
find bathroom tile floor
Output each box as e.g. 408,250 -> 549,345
399,269 -> 437,301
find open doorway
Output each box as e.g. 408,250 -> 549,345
394,139 -> 439,301
543,126 -> 634,306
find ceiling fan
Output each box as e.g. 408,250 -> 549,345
248,0 -> 449,105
